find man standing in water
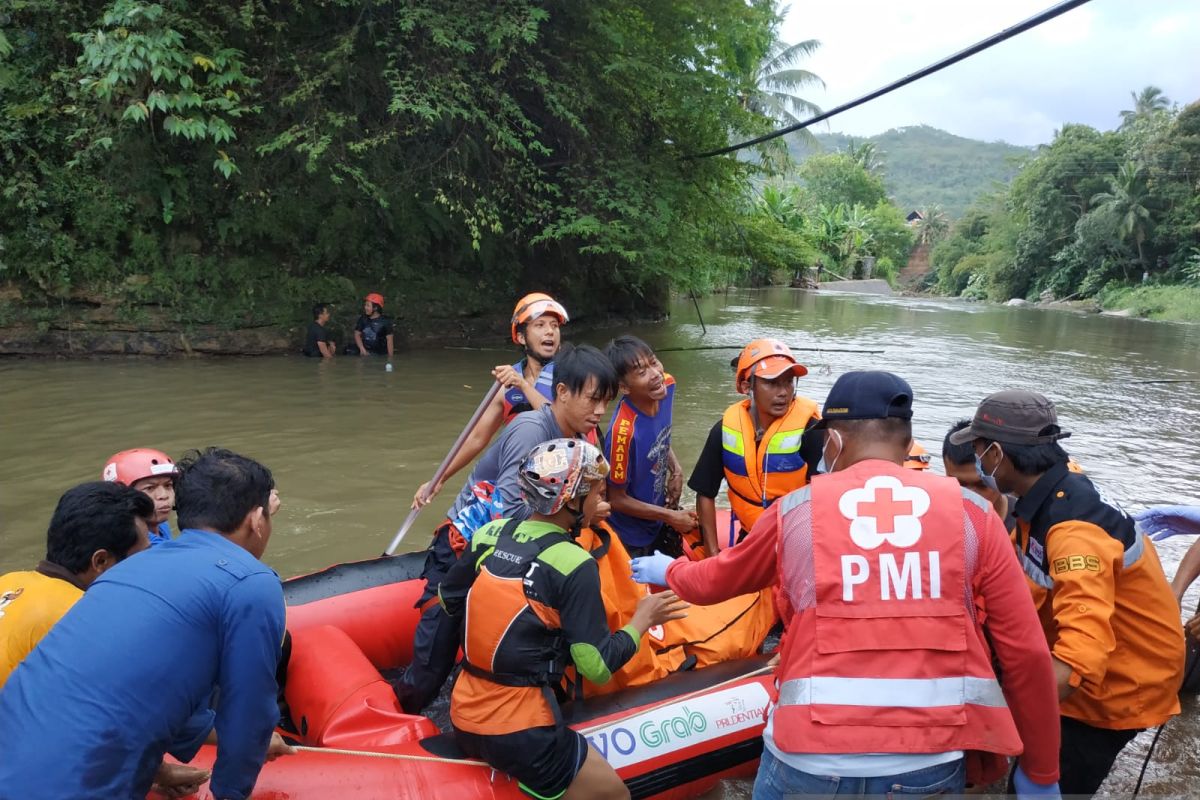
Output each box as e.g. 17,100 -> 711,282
951,390 -> 1183,796
0,448 -> 290,800
397,344 -> 619,713
353,291 -> 395,359
633,372 -> 1062,797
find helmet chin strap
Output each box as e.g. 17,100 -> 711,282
565,497 -> 587,539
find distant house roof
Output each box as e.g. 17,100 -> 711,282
906,210 -> 924,223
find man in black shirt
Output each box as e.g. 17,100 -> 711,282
301,303 -> 336,358
353,292 -> 395,358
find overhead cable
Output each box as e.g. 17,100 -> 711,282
685,0 -> 1096,160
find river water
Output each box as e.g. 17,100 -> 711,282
3,288 -> 1199,795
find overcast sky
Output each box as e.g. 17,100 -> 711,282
779,0 -> 1200,146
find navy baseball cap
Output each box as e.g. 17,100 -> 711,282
812,371 -> 914,429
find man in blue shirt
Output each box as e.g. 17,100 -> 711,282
603,336 -> 694,557
0,448 -> 289,800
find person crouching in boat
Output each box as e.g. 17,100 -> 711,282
687,339 -> 822,555
440,439 -> 688,800
411,292 -> 571,510
601,336 -> 695,557
0,448 -> 292,800
103,447 -> 180,544
633,371 -> 1063,797
397,344 -> 619,714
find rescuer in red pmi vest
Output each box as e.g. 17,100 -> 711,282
632,371 -> 1063,798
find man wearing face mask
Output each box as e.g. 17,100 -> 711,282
634,372 -> 1061,798
950,390 -> 1183,797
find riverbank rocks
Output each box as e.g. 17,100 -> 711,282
1005,298 -> 1029,306
1100,307 -> 1137,318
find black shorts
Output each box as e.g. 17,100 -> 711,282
453,724 -> 589,799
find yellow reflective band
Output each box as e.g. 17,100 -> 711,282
721,425 -> 745,457
765,429 -> 804,455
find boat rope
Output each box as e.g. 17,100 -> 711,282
292,745 -> 491,768
576,664 -> 774,737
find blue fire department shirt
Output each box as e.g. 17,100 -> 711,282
604,378 -> 676,548
0,529 -> 286,800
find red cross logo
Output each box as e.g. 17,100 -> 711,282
858,488 -> 913,534
839,476 -> 930,550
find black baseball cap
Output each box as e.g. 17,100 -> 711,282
948,390 -> 1071,446
812,371 -> 914,429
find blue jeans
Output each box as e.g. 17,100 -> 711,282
752,748 -> 966,798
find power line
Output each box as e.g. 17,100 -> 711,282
686,0 -> 1096,160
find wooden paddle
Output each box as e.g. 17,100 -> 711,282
384,381 -> 503,555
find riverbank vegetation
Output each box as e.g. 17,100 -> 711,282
929,89 -> 1200,317
790,126 -> 1031,218
1,0 -> 825,334
743,142 -> 922,286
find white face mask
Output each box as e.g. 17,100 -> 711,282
817,429 -> 843,474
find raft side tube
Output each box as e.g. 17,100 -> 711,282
284,552 -> 426,606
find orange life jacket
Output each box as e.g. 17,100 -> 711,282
720,397 -> 819,532
770,460 -> 1022,763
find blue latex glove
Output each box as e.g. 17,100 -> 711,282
630,551 -> 674,587
1013,764 -> 1061,799
1134,505 -> 1200,541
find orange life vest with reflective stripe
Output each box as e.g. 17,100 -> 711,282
770,460 -> 1022,759
720,397 -> 819,532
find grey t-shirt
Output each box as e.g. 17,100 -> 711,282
446,405 -> 572,523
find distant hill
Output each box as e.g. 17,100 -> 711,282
787,125 -> 1032,217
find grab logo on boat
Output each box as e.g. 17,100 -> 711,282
585,681 -> 770,769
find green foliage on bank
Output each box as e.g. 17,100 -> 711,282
0,0 -> 804,328
1099,285 -> 1200,323
790,125 -> 1031,218
744,152 -> 916,285
930,93 -> 1200,308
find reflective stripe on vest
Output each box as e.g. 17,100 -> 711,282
1020,527 -> 1145,590
778,676 -> 1008,710
1018,548 -> 1054,589
720,397 -> 818,530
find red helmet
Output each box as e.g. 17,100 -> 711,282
102,449 -> 178,486
365,292 -> 385,309
734,338 -> 807,392
510,292 -> 569,344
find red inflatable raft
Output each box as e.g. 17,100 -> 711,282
176,515 -> 774,799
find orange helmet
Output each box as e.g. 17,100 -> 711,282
102,448 -> 178,486
904,442 -> 932,470
364,292 -> 385,309
510,292 -> 569,344
734,338 -> 807,391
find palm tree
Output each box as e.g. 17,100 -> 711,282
1091,161 -> 1153,270
741,38 -> 824,146
1119,86 -> 1171,126
914,205 -> 949,246
845,139 -> 885,176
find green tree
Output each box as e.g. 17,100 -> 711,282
0,0 -> 783,323
1120,85 -> 1171,127
914,205 -> 949,246
1091,161 -> 1153,272
740,38 -> 824,145
845,139 -> 885,176
797,153 -> 888,210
